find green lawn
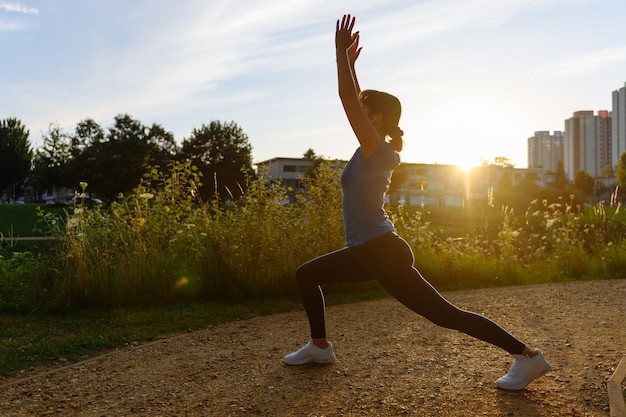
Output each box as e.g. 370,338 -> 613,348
0,204 -> 66,237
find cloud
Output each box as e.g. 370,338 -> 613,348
358,0 -> 596,48
536,46 -> 626,78
0,1 -> 38,14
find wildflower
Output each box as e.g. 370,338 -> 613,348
66,217 -> 79,230
139,193 -> 154,200
546,218 -> 558,228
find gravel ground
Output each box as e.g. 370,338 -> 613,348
1,279 -> 625,416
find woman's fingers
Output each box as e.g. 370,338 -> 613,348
339,14 -> 355,32
336,14 -> 357,51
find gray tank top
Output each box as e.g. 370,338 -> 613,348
340,141 -> 400,246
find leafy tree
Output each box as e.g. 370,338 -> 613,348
554,160 -> 567,188
493,171 -> 513,207
301,148 -> 330,181
0,118 -> 32,202
147,123 -> 178,168
617,151 -> 626,187
302,148 -> 317,159
574,170 -> 595,199
68,115 -> 177,202
178,121 -> 254,201
493,156 -> 514,168
30,122 -> 72,201
67,118 -> 106,200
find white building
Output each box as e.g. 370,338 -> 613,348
466,164 -> 551,202
564,110 -> 612,181
389,163 -> 466,207
256,157 -> 313,192
612,82 -> 626,169
528,130 -> 563,172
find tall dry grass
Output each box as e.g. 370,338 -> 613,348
4,162 -> 626,311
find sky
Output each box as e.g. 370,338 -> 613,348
1,0 -> 626,169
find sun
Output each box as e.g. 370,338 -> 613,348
400,95 -> 528,170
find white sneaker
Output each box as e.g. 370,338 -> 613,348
284,338 -> 336,365
496,349 -> 552,390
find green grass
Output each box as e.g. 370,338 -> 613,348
0,204 -> 66,237
0,288 -> 387,377
0,299 -> 293,377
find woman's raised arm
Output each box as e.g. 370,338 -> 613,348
335,14 -> 381,158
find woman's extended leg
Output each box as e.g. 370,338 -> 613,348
351,232 -> 526,354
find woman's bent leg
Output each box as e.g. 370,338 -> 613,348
296,248 -> 370,338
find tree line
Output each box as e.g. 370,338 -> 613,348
3,113 -> 626,207
0,115 -> 255,203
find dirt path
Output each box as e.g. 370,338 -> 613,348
1,279 -> 625,416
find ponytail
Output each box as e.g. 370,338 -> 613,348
388,126 -> 404,152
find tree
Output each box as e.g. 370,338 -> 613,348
0,118 -> 32,202
302,148 -> 317,159
554,160 -> 567,188
301,148 -> 329,181
147,123 -> 178,168
492,171 -> 514,209
617,151 -> 626,187
68,114 -> 177,202
493,156 -> 514,168
30,122 -> 72,201
67,118 -> 106,200
574,170 -> 595,199
178,121 -> 254,201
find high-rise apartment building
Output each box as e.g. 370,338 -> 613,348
564,110 -> 612,181
612,82 -> 626,169
528,130 -> 563,172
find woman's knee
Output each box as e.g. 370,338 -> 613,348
295,263 -> 315,287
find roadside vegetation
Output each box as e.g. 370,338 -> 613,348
1,161 -> 625,377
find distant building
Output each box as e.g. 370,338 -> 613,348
564,110 -> 612,181
256,157 -> 313,192
257,156 -> 555,208
528,130 -> 563,172
466,164 -> 551,202
612,82 -> 626,169
389,163 -> 466,207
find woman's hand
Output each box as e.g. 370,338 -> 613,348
347,30 -> 362,67
335,14 -> 359,58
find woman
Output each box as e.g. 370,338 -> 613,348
284,14 -> 551,391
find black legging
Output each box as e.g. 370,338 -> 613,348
296,231 -> 526,355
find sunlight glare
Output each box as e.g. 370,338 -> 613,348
402,96 -> 527,169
